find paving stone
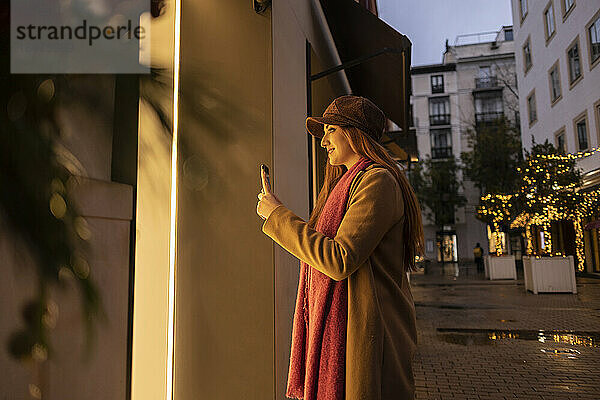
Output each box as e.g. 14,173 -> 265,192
410,263 -> 600,399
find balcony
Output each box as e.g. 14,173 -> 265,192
431,146 -> 453,159
432,84 -> 444,94
475,111 -> 504,125
430,114 -> 450,126
475,76 -> 499,89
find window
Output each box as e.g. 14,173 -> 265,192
431,75 -> 444,93
475,66 -> 496,88
429,97 -> 450,125
479,66 -> 491,78
567,37 -> 582,85
527,90 -> 537,126
520,0 -> 528,21
430,129 -> 452,159
561,0 -> 574,18
548,61 -> 562,104
474,92 -> 503,124
505,28 -> 514,41
523,37 -> 532,73
573,111 -> 589,152
575,118 -> 588,151
556,130 -> 566,153
544,1 -> 556,42
587,11 -> 600,69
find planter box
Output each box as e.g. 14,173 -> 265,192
522,256 -> 577,294
484,255 -> 517,280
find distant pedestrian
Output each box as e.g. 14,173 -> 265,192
474,242 -> 484,272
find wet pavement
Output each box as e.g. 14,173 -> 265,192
410,262 -> 600,399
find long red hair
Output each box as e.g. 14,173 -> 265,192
307,126 -> 424,272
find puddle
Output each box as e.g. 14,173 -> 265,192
436,328 -> 600,350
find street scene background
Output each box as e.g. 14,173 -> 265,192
1,0 -> 599,399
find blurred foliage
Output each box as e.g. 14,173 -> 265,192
1,74 -> 106,362
0,0 -> 174,367
409,155 -> 466,229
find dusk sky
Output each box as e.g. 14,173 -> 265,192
378,0 -> 514,66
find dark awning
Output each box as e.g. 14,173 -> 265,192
317,0 -> 412,134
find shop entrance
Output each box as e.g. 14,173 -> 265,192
436,230 -> 458,263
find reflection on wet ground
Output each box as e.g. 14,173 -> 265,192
539,348 -> 581,359
436,327 -> 600,351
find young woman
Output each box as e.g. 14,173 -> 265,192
256,95 -> 424,400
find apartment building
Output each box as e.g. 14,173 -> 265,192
512,0 -> 599,157
511,0 -> 600,273
410,26 -> 519,262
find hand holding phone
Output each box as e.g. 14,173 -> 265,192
257,164 -> 282,221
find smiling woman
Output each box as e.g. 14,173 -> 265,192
257,95 -> 424,400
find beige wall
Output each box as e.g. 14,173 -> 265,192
173,1 -> 274,398
272,1 -> 349,398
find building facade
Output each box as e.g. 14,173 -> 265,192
511,0 -> 600,273
410,26 -> 519,262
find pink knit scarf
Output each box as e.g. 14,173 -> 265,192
286,156 -> 374,400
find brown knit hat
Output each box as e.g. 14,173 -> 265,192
306,95 -> 386,141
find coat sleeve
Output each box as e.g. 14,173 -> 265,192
261,169 -> 400,281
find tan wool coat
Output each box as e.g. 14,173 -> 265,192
262,163 -> 418,400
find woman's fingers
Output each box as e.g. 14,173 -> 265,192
261,169 -> 271,194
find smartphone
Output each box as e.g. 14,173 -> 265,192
260,164 -> 270,192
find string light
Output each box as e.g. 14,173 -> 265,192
505,151 -> 600,271
479,148 -> 600,269
533,146 -> 600,160
477,194 -> 513,256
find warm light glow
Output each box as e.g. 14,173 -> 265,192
478,194 -> 513,256
535,146 -> 599,160
167,0 -> 182,397
505,152 -> 600,270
